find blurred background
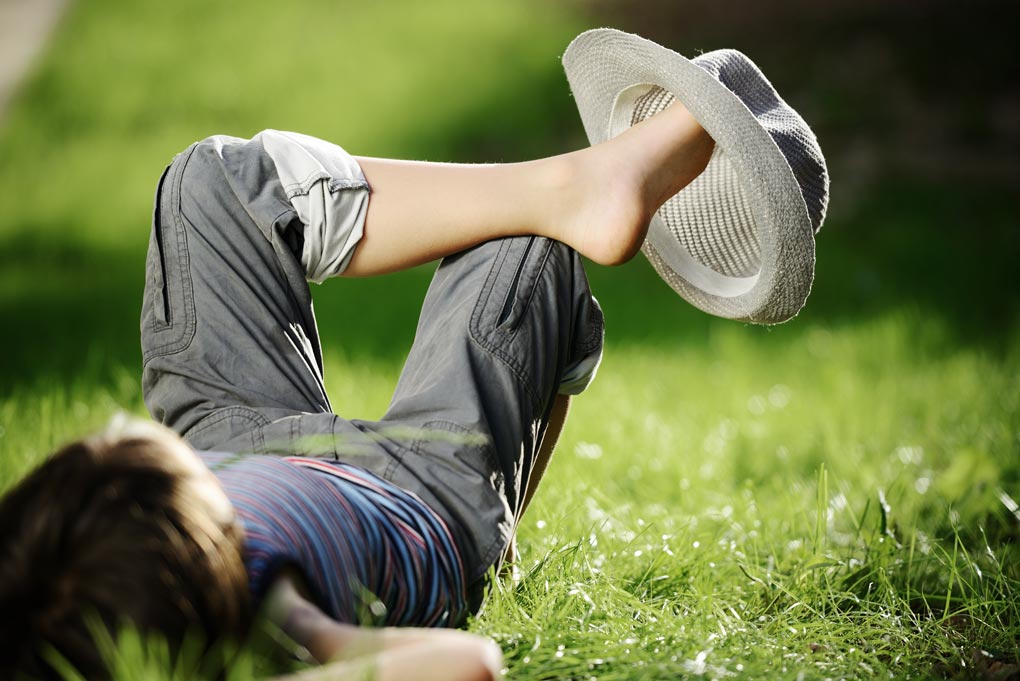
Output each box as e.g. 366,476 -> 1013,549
0,0 -> 1016,384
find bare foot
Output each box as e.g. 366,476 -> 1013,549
552,101 -> 715,266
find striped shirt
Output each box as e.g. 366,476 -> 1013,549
198,452 -> 467,627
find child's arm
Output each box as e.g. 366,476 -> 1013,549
266,571 -> 503,681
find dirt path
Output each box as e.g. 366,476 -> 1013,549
0,0 -> 69,124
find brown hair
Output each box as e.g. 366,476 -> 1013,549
0,422 -> 252,680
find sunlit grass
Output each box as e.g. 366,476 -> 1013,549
3,302 -> 1016,678
485,309 -> 1019,678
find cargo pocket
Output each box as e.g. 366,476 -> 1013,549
469,236 -> 554,409
183,406 -> 270,453
141,148 -> 198,363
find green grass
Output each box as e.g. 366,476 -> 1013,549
1,0 -> 1019,678
487,309 -> 1019,678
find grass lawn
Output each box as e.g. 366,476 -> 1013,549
1,0 -> 1018,678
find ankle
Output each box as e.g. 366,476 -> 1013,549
561,146 -> 651,265
636,104 -> 715,211
529,151 -> 586,240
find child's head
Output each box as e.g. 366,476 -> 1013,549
0,417 -> 251,680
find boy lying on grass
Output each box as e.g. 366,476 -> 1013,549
0,29 -> 825,680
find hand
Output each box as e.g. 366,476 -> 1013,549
265,571 -> 504,681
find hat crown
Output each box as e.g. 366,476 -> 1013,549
692,49 -> 829,234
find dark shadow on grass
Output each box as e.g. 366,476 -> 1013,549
0,233 -> 144,394
587,174 -> 1020,359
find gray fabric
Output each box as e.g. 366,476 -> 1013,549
254,130 -> 370,282
140,135 -> 604,601
562,29 -> 830,324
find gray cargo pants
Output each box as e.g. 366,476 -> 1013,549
141,134 -> 604,609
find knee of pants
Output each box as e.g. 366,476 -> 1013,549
178,136 -> 224,193
176,135 -> 298,249
176,137 -> 239,223
172,139 -> 231,235
176,131 -> 369,282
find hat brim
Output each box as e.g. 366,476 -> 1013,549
562,28 -> 815,324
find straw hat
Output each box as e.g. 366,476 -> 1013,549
562,28 -> 829,324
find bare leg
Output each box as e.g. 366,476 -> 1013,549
504,393 -> 571,568
522,394 -> 572,519
345,101 -> 713,276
